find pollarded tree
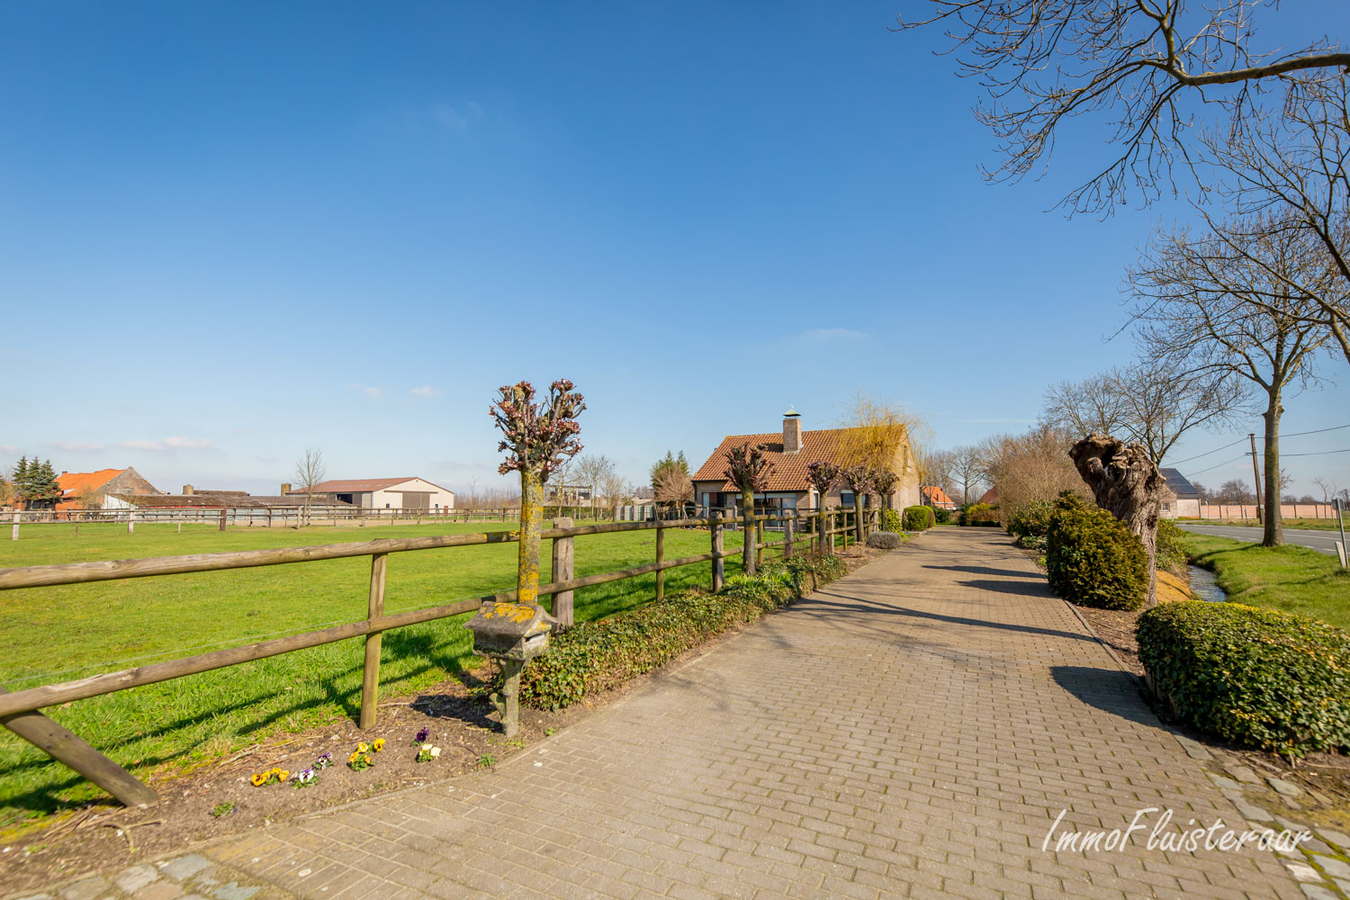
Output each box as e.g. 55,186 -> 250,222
838,466 -> 874,543
722,444 -> 774,576
1069,435 -> 1168,607
491,380 -> 586,604
806,460 -> 840,553
870,468 -> 900,511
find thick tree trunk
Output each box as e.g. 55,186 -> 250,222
741,488 -> 756,575
517,471 -> 544,604
853,496 -> 864,543
1262,387 -> 1284,547
1069,434 -> 1167,607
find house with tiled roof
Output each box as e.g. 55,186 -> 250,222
286,477 -> 454,511
55,467 -> 160,511
689,410 -> 920,515
1158,468 -> 1201,519
920,485 -> 957,510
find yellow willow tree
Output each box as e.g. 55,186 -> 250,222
837,394 -> 929,516
722,444 -> 774,576
490,380 -> 586,603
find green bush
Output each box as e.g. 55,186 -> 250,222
1045,501 -> 1148,610
959,503 -> 999,526
880,508 -> 903,533
1137,602 -> 1350,755
902,506 -> 933,531
1155,518 -> 1186,573
932,507 -> 952,525
520,554 -> 848,710
1007,500 -> 1054,550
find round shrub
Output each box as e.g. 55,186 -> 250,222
867,531 -> 905,549
902,506 -> 933,531
1155,518 -> 1187,573
959,503 -> 999,526
1138,602 -> 1350,755
932,507 -> 952,525
1045,503 -> 1147,610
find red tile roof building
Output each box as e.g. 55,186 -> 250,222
55,467 -> 160,511
690,411 -> 920,514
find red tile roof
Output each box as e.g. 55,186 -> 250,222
56,469 -> 124,496
921,485 -> 956,507
690,429 -> 862,493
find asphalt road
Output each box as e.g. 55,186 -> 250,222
1179,522 -> 1347,556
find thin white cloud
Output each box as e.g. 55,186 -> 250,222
121,437 -> 213,451
411,385 -> 442,398
51,441 -> 105,452
799,328 -> 866,343
345,383 -> 384,400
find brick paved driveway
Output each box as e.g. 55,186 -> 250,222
208,528 -> 1302,899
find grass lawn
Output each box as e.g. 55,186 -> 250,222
1181,533 -> 1350,631
0,521 -> 753,830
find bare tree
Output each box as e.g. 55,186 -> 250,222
294,448 -> 328,527
653,466 -> 693,512
1313,476 -> 1342,504
1042,364 -> 1243,464
949,445 -> 984,506
1132,216 -> 1332,546
1199,72 -> 1350,368
897,1 -> 1349,212
598,468 -> 630,522
574,454 -> 615,520
978,426 -> 1087,518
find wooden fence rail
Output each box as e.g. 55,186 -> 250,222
0,505 -> 877,807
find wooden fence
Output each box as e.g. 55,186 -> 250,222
7,505 -> 604,539
0,505 -> 876,807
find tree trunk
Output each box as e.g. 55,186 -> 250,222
741,488 -> 756,575
517,471 -> 544,604
853,495 -> 864,543
1069,434 -> 1166,607
1262,386 -> 1284,547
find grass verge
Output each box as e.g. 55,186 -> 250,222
1180,532 -> 1350,630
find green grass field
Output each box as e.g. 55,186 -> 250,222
1177,517 -> 1349,532
1181,533 -> 1350,630
0,521 -> 751,830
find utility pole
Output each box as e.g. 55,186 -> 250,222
1249,433 -> 1263,524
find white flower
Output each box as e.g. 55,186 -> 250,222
430,747 -> 441,758
421,744 -> 432,751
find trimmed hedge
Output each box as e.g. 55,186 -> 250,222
1045,500 -> 1148,610
519,554 -> 848,710
902,505 -> 934,531
959,503 -> 999,526
1138,602 -> 1350,755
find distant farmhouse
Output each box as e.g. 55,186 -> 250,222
1159,468 -> 1201,519
287,477 -> 454,511
690,410 -> 920,514
920,485 -> 957,511
55,467 -> 160,510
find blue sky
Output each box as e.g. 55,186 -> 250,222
1,2 -> 1347,499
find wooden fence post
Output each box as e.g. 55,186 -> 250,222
551,517 -> 574,627
360,553 -> 387,729
783,516 -> 794,559
127,510 -> 135,536
0,687 -> 159,809
755,517 -> 764,569
11,511 -> 18,542
711,513 -> 724,592
655,521 -> 666,601
218,510 -> 226,532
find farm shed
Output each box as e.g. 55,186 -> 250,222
287,477 -> 455,510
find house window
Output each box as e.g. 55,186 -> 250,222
841,491 -> 854,506
385,503 -> 390,509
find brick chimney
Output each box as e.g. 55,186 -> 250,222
182,484 -> 194,495
281,483 -> 292,495
783,407 -> 802,454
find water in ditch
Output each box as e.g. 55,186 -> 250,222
1188,565 -> 1227,603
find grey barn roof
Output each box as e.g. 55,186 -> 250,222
1159,468 -> 1199,498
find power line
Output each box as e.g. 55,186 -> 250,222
1276,448 -> 1350,458
1283,422 -> 1350,438
1188,454 -> 1250,476
1167,438 -> 1248,466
